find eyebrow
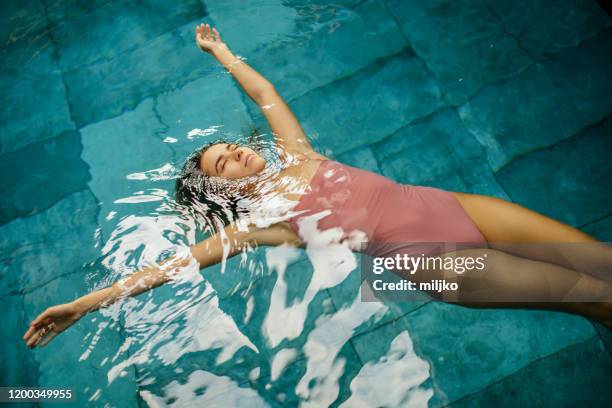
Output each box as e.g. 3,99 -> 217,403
214,144 -> 232,175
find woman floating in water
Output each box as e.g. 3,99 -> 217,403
24,24 -> 611,349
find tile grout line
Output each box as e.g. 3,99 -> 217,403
443,334 -> 600,407
493,112 -> 612,176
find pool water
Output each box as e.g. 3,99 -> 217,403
1,0 -> 611,407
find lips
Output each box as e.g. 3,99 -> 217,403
244,154 -> 252,167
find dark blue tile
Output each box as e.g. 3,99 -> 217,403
286,48 -> 445,155
243,0 -> 407,103
496,114 -> 612,227
0,130 -> 90,225
449,336 -> 612,408
385,0 -> 533,106
372,107 -> 506,197
50,0 -> 206,71
459,27 -> 612,171
0,190 -> 99,297
387,301 -> 595,404
0,0 -> 47,48
484,0 -> 611,59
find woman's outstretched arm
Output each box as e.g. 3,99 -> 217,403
196,23 -> 323,159
23,222 -> 301,348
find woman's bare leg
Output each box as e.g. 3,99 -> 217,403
422,247 -> 612,328
424,192 -> 612,326
451,192 -> 612,282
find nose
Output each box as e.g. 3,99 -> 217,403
231,148 -> 242,162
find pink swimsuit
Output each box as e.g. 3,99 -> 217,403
286,159 -> 488,257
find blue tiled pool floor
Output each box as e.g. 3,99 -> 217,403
1,0 -> 611,406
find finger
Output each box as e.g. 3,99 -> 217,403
27,327 -> 46,348
213,27 -> 221,43
205,24 -> 211,40
32,328 -> 52,349
23,324 -> 38,340
30,310 -> 50,326
39,332 -> 58,348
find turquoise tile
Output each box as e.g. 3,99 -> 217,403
349,319 -> 437,407
22,272 -> 139,407
1,18 -> 55,78
63,20 -> 218,127
0,28 -> 74,155
80,97 -> 175,238
50,0 -> 206,71
0,130 -> 90,225
0,190 -> 99,297
243,0 -> 407,104
255,331 -> 364,406
459,27 -> 612,171
138,369 -> 267,407
205,0 -> 298,56
121,281 -> 264,393
286,48 -> 445,155
0,0 -> 47,48
372,107 -> 507,197
385,0 -> 533,106
336,146 -> 381,174
154,74 -> 253,161
495,114 -> 612,227
44,0 -> 111,25
448,336 -> 612,407
484,0 -> 611,59
326,263 -> 429,336
0,294 -> 39,388
385,301 -> 596,404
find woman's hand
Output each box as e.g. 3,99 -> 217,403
23,302 -> 84,349
195,23 -> 228,55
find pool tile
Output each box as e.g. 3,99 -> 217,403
349,321 -> 436,407
154,75 -> 253,161
483,0 -> 611,59
495,114 -> 612,227
255,326 -> 364,406
205,0 -> 298,56
336,146 -> 381,173
121,281 -> 264,393
244,0 -> 407,104
0,190 -> 99,297
448,336 -> 612,407
458,27 -> 612,171
287,48 -> 445,155
63,20 -> 219,128
0,294 -> 39,387
138,369 -> 268,407
43,0 -> 111,25
326,263 -> 429,337
372,107 -> 507,197
0,28 -> 74,155
385,0 -> 533,106
49,0 -> 206,71
80,97 -> 175,235
0,0 -> 47,48
582,215 -> 612,242
0,130 -> 90,225
21,272 -> 139,407
384,301 -> 596,405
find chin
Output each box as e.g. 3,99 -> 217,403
252,158 -> 267,174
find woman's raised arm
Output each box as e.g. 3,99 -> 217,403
196,23 -> 322,159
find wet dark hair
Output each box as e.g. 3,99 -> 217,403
174,126 -> 262,229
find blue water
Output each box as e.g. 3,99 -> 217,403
1,0 -> 611,407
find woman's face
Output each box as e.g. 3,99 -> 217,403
199,143 -> 267,179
